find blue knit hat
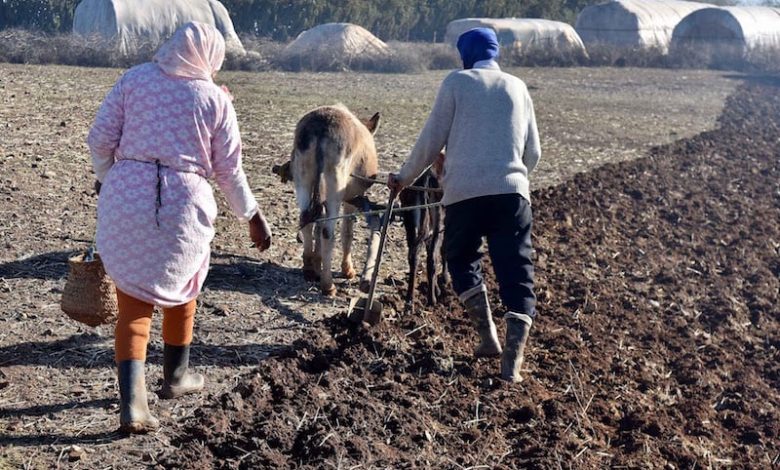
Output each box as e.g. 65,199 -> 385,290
456,28 -> 500,69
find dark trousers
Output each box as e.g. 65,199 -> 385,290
444,193 -> 536,317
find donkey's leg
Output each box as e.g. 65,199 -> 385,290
427,220 -> 441,306
313,223 -> 323,281
320,178 -> 343,297
301,223 -> 319,282
341,204 -> 357,280
402,208 -> 420,311
435,209 -> 449,297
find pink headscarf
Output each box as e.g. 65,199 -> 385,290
153,22 -> 226,82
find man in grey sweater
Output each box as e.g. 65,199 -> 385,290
388,28 -> 541,382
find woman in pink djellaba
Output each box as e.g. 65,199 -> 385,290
88,22 -> 272,433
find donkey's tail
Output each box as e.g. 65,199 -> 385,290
298,140 -> 325,228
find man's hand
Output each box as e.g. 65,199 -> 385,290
387,173 -> 404,193
433,152 -> 445,176
272,161 -> 293,184
249,211 -> 272,252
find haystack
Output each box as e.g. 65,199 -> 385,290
283,23 -> 390,63
445,18 -> 588,58
575,0 -> 713,52
73,0 -> 245,55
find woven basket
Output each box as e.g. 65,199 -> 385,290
61,252 -> 118,327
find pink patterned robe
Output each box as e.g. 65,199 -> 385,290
88,62 -> 257,307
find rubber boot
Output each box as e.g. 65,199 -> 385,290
117,360 -> 159,434
463,288 -> 502,357
501,313 -> 532,383
159,344 -> 204,399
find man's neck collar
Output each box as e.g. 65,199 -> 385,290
472,59 -> 500,70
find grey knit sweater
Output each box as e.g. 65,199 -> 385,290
397,61 -> 541,206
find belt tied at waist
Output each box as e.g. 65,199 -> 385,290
120,158 -> 202,229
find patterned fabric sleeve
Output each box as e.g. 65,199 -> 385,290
211,98 -> 258,222
88,76 -> 125,182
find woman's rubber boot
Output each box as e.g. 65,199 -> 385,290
159,344 -> 204,399
117,360 -> 159,434
501,313 -> 532,383
463,287 -> 502,358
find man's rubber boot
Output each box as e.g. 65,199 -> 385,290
159,344 -> 204,399
117,360 -> 159,434
463,287 -> 502,357
501,313 -> 532,383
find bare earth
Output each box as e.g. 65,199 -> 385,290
0,63 -> 737,468
166,79 -> 780,470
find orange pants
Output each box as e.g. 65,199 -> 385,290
115,289 -> 197,362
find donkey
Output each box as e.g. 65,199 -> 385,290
399,159 -> 448,312
290,104 -> 382,296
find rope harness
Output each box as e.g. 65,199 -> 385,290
313,173 -> 443,224
316,201 -> 444,224
349,173 -> 443,194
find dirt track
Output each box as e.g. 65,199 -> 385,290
0,65 -> 745,468
165,80 -> 780,469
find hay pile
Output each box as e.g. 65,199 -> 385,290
280,23 -> 390,71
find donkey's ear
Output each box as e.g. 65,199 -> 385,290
365,112 -> 381,134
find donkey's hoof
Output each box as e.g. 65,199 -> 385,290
359,280 -> 371,294
342,266 -> 357,280
303,269 -> 320,282
321,285 -> 337,297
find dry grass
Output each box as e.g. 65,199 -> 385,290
501,44 -> 589,68
3,28 -> 780,73
0,29 -> 158,68
669,42 -> 780,73
270,41 -> 460,73
0,29 -> 459,73
586,42 -> 780,73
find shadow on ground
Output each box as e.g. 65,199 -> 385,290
0,430 -> 127,448
721,72 -> 780,88
0,333 -> 286,370
207,252 -> 348,326
0,251 -> 72,281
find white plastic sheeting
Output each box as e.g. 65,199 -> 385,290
575,0 -> 713,52
73,0 -> 244,55
283,23 -> 390,60
444,18 -> 588,56
671,6 -> 780,53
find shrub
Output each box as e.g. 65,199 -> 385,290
500,44 -> 589,68
387,41 -> 460,71
223,35 -> 281,72
583,43 -> 669,68
1,29 -> 779,75
270,41 -> 458,74
0,28 -> 159,67
0,29 -> 255,70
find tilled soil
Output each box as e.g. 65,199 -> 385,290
164,81 -> 779,469
0,65 -> 738,469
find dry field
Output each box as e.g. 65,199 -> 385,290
0,63 -> 741,468
168,79 -> 780,469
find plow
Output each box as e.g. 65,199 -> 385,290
273,162 -> 446,325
